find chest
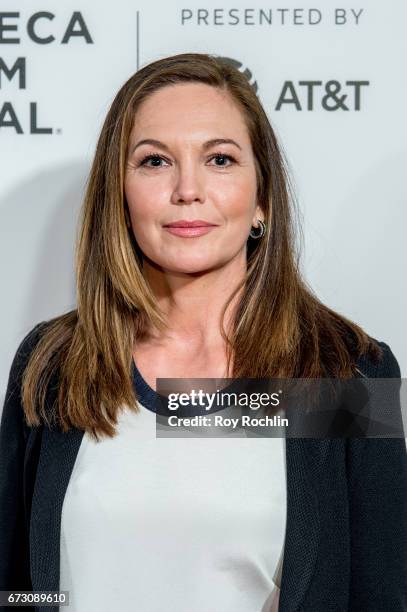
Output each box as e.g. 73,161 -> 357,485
59,406 -> 287,610
27,422 -> 348,610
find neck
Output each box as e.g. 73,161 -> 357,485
140,251 -> 247,347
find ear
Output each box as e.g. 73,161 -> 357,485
252,204 -> 265,226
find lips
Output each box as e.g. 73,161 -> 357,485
163,220 -> 217,228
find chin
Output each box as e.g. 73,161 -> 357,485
162,258 -> 222,275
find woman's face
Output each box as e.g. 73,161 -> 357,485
124,82 -> 264,274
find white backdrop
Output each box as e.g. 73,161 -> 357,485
1,0 -> 406,407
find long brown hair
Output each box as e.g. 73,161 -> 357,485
21,52 -> 382,440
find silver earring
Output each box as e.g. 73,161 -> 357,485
249,219 -> 266,239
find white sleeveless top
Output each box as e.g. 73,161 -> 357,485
59,363 -> 287,611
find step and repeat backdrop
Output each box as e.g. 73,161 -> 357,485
1,1 -> 406,396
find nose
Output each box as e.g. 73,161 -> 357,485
171,159 -> 206,205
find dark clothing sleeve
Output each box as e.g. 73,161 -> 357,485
347,342 -> 407,610
0,323 -> 46,596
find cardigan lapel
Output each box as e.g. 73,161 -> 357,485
29,423 -> 322,612
277,368 -> 368,610
278,437 -> 324,612
30,424 -> 84,609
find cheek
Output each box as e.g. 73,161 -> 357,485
124,177 -> 163,222
212,176 -> 257,220
124,177 -> 174,259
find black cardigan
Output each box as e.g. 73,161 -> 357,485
0,322 -> 406,612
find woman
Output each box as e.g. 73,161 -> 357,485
0,52 -> 406,611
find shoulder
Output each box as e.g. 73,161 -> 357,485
2,321 -> 49,429
347,337 -> 406,485
355,337 -> 401,378
12,320 -> 48,363
6,322 -> 49,386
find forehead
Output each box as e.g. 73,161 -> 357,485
130,83 -> 250,142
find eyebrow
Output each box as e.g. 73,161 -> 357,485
129,138 -> 242,156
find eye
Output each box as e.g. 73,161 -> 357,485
137,152 -> 237,169
138,153 -> 168,168
208,153 -> 236,167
